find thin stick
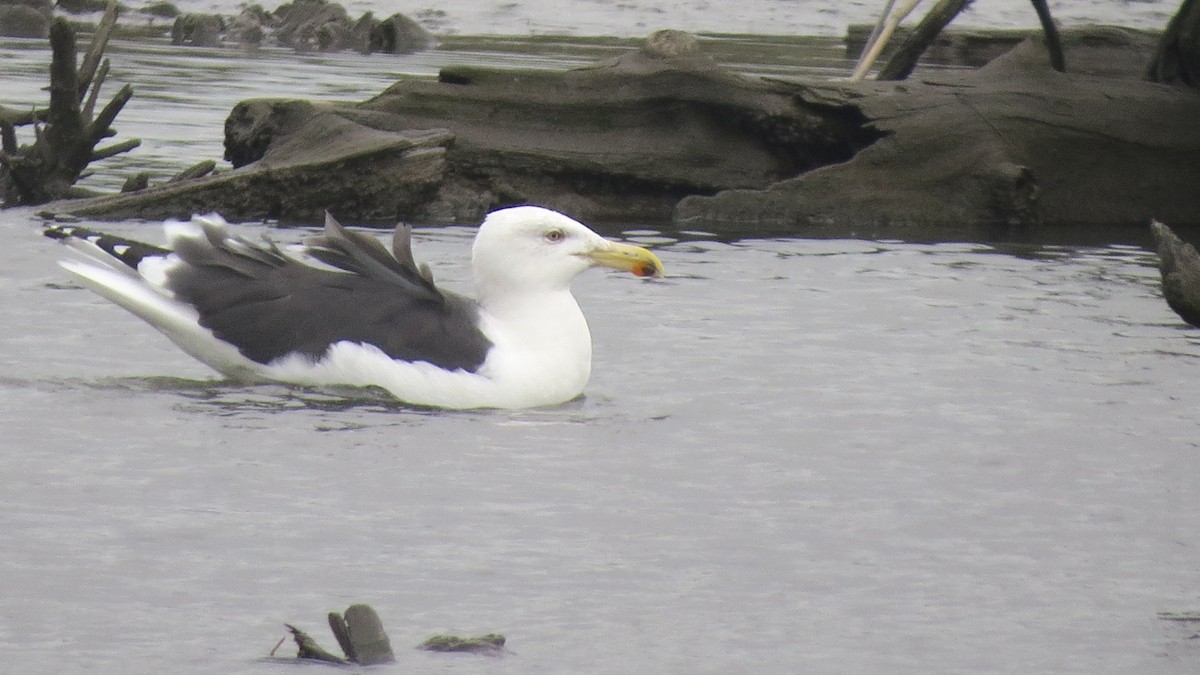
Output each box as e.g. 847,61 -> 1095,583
850,0 -> 923,81
88,83 -> 133,144
852,0 -> 898,75
82,59 -> 109,122
91,137 -> 140,161
1030,0 -> 1065,72
877,0 -> 971,80
79,1 -> 119,95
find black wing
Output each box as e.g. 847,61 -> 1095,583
165,214 -> 492,372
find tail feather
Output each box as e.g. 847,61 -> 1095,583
44,225 -> 169,274
58,259 -> 264,380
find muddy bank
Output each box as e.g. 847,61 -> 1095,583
36,25 -> 1200,238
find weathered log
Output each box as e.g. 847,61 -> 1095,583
418,633 -> 506,654
338,604 -> 394,665
284,624 -> 347,664
1150,221 -> 1200,327
675,32 -> 1200,238
36,26 -> 1200,239
326,611 -> 354,661
0,4 -> 139,206
43,31 -> 879,224
40,111 -> 451,222
270,29 -> 874,224
283,604 -> 395,665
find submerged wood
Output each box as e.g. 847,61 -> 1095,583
418,633 -> 507,654
1150,221 -> 1200,327
279,603 -> 503,664
334,604 -> 394,665
37,25 -> 1200,239
284,624 -> 347,664
284,603 -> 395,665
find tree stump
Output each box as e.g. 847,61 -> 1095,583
284,603 -> 396,665
0,3 -> 139,206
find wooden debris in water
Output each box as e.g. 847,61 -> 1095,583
1158,611 -> 1200,622
282,603 -> 395,665
331,604 -> 394,665
284,623 -> 348,665
277,603 -> 507,664
1150,220 -> 1200,328
418,632 -> 507,655
0,1 -> 141,206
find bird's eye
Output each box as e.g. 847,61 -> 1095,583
545,229 -> 565,243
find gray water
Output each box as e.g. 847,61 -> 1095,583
5,218 -> 1200,673
125,0 -> 1180,37
4,2 -> 1200,673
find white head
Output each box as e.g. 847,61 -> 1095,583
471,206 -> 662,304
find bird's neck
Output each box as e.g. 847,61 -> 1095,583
481,287 -> 589,347
477,287 -> 593,400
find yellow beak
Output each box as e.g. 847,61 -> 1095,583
584,240 -> 664,278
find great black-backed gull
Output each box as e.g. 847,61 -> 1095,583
44,206 -> 663,409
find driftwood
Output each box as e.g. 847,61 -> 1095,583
1159,611 -> 1200,621
1150,221 -> 1200,327
283,604 -> 395,665
283,624 -> 347,664
42,106 -> 450,221
47,30 -> 878,224
418,633 -> 507,654
675,31 -> 1200,238
0,3 -> 139,206
33,14 -> 1200,239
277,603 -> 506,665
